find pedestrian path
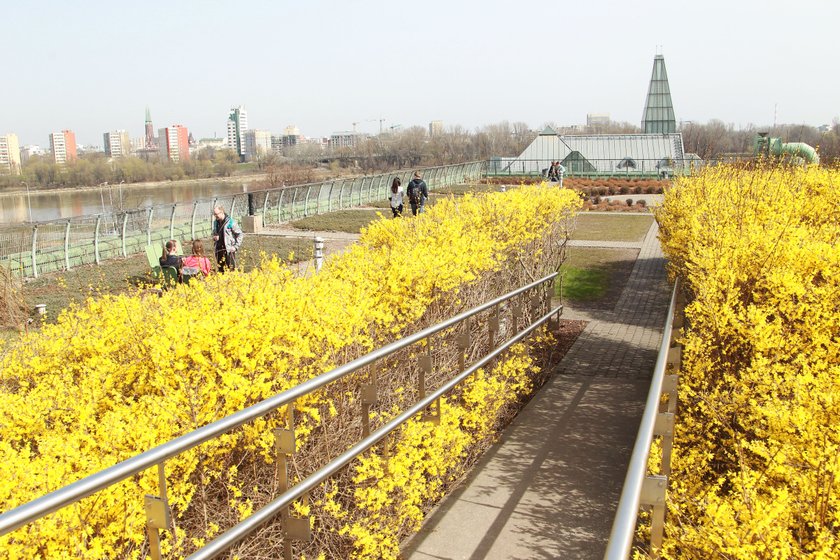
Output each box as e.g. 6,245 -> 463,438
402,221 -> 672,559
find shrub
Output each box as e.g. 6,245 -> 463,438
653,166 -> 840,559
0,185 -> 582,559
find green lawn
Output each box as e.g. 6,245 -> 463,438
290,209 -> 387,233
571,214 -> 653,242
557,247 -> 639,308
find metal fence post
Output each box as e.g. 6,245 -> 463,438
304,186 -> 313,217
168,205 -> 176,241
191,201 -> 198,241
121,213 -> 128,257
94,216 -> 101,265
64,220 -> 71,270
262,190 -> 270,226
146,208 -> 153,246
277,189 -> 286,223
31,225 -> 38,279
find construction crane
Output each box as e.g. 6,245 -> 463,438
389,124 -> 402,132
352,121 -> 360,132
379,118 -> 386,134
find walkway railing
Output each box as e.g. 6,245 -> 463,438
0,272 -> 561,559
604,280 -> 682,559
0,161 -> 485,279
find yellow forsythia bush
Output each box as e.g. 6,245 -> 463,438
0,185 -> 581,558
654,165 -> 840,559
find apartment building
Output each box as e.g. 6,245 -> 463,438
49,130 -> 77,165
227,105 -> 248,162
158,125 -> 190,162
103,130 -> 132,158
0,133 -> 21,175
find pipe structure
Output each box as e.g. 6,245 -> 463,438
755,134 -> 819,164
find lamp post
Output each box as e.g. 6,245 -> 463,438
118,180 -> 124,209
22,180 -> 32,222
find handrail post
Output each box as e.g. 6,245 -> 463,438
274,403 -> 310,560
146,208 -> 153,246
144,461 -> 171,560
361,363 -> 378,438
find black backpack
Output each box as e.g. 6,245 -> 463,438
408,181 -> 421,204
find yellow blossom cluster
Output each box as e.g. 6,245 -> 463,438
654,165 -> 840,559
0,185 -> 581,558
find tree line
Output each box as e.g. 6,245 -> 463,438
2,119 -> 837,191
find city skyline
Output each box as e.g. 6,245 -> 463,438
3,0 -> 839,147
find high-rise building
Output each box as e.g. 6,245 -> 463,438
103,130 -> 132,158
227,106 -> 248,162
244,129 -> 272,160
0,133 -> 21,175
145,106 -> 157,149
641,54 -> 676,134
586,113 -> 610,127
429,120 -> 444,137
158,125 -> 190,162
49,130 -> 77,165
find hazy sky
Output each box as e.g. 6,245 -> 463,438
3,0 -> 839,147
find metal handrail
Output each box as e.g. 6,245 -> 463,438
0,272 -> 558,538
190,302 -> 562,559
603,280 -> 679,559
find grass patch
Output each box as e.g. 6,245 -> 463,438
14,235 -> 313,330
433,183 -> 500,195
560,267 -> 608,300
290,209 -> 387,233
571,214 -> 652,242
557,248 -> 638,308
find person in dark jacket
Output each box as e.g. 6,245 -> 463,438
406,171 -> 428,216
159,239 -> 183,282
212,206 -> 244,272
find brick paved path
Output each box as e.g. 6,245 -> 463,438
402,221 -> 672,560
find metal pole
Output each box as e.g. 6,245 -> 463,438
64,220 -> 71,270
121,213 -> 128,257
146,208 -> 153,247
191,202 -> 198,241
31,225 -> 38,279
94,216 -> 101,265
169,205 -> 176,241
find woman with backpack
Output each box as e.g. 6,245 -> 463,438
389,177 -> 404,217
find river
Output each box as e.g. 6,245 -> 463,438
0,179 -> 265,224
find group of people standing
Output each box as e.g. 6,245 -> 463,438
158,205 -> 244,283
547,161 -> 566,181
389,171 -> 429,217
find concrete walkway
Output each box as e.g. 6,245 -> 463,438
402,222 -> 672,560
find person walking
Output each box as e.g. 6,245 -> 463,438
212,205 -> 243,272
389,177 -> 404,217
406,171 -> 428,216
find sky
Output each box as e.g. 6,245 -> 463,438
2,0 -> 839,147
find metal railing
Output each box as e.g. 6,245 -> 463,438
0,272 -> 561,559
604,280 -> 682,559
0,161 -> 486,279
487,157 -> 748,178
